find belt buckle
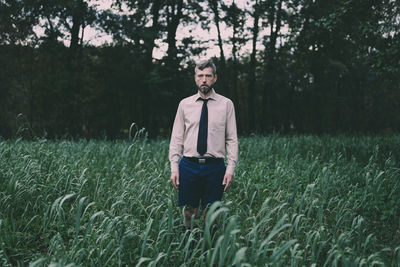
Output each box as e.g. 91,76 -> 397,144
198,158 -> 206,164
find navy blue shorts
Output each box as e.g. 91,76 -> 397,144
178,157 -> 226,208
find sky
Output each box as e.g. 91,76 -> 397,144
82,0 -> 264,60
33,0 -> 272,60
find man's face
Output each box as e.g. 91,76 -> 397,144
194,67 -> 217,95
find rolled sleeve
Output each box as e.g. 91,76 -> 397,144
225,100 -> 238,176
169,102 -> 185,173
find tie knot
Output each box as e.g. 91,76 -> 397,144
199,98 -> 209,103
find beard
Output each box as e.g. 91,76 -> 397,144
198,84 -> 213,95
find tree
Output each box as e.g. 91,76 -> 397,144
221,1 -> 247,128
247,0 -> 262,132
32,0 -> 97,49
209,0 -> 226,69
261,0 -> 284,131
0,0 -> 38,45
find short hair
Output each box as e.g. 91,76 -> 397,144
195,59 -> 217,75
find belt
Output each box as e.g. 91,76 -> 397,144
183,157 -> 224,164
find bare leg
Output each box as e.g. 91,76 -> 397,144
184,207 -> 199,228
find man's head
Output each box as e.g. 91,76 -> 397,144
194,59 -> 217,96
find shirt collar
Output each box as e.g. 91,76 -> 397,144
196,89 -> 217,101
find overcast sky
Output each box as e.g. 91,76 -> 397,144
33,0 -> 271,60
83,0 -> 266,60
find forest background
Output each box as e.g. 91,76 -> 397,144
1,0 -> 400,139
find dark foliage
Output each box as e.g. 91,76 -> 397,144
0,0 -> 399,138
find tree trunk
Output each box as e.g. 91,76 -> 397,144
209,0 -> 226,69
142,0 -> 162,136
262,0 -> 283,132
269,0 -> 282,58
248,0 -> 259,132
166,0 -> 183,67
70,0 -> 85,51
231,22 -> 240,127
144,0 -> 162,65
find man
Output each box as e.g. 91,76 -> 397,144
169,59 -> 238,228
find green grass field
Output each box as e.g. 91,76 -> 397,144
1,135 -> 399,266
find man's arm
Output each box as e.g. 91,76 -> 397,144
169,101 -> 185,189
223,100 -> 238,191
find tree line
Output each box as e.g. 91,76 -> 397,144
1,0 -> 399,139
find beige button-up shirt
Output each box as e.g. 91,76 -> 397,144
169,89 -> 238,175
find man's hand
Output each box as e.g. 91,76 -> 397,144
222,173 -> 234,192
170,172 -> 179,189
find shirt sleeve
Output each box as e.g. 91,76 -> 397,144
225,100 -> 238,176
169,101 -> 185,173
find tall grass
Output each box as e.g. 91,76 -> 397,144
0,135 -> 399,266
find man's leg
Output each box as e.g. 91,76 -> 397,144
201,160 -> 226,233
178,158 -> 203,228
202,160 -> 226,210
184,207 -> 199,228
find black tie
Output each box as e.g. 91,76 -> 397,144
197,98 -> 209,156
